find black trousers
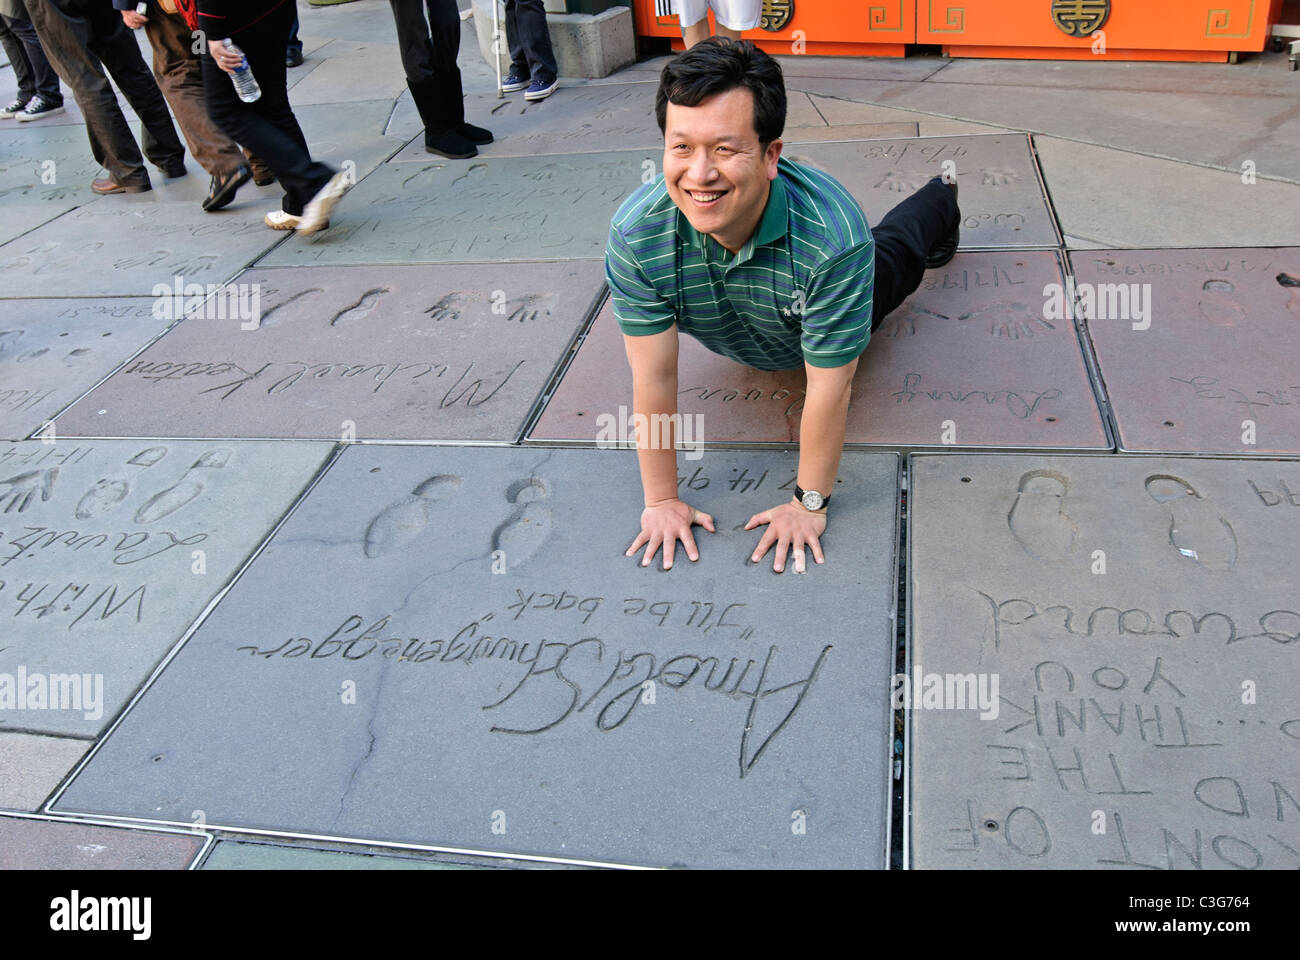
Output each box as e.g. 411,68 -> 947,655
22,0 -> 184,189
505,0 -> 556,84
0,12 -> 62,104
388,0 -> 464,133
200,1 -> 333,215
869,176 -> 960,332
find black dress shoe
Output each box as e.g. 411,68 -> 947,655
286,48 -> 304,68
425,127 -> 476,159
925,178 -> 960,269
457,122 -> 493,145
202,163 -> 252,212
162,163 -> 187,179
253,173 -> 276,186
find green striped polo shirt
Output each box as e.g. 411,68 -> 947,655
605,156 -> 874,371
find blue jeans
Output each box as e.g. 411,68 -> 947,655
505,0 -> 557,84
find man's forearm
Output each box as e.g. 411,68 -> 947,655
796,371 -> 853,496
632,376 -> 680,506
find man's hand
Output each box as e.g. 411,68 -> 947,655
209,39 -> 243,75
745,498 -> 826,573
627,498 -> 715,570
121,9 -> 146,29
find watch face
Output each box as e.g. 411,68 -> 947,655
802,490 -> 824,511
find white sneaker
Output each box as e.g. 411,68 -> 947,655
265,209 -> 329,231
297,171 -> 350,236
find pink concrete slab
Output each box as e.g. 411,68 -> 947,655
0,815 -> 202,869
1072,248 -> 1300,457
530,252 -> 1109,451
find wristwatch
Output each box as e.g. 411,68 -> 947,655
794,484 -> 830,512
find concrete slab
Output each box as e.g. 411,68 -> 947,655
0,733 -> 87,811
532,253 -> 1109,452
0,298 -> 169,442
52,446 -> 899,870
847,76 -> 1300,184
0,439 -> 331,737
201,840 -> 476,869
1071,247 -> 1300,456
279,41 -> 410,106
806,94 -> 1015,136
0,815 -> 202,868
53,262 -> 605,443
783,135 -> 1057,248
1037,138 -> 1300,249
0,200 -> 282,298
908,453 -> 1300,869
388,84 -> 828,161
774,54 -> 951,82
0,124 -> 107,199
257,150 -> 657,267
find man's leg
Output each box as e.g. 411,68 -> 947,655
286,3 -> 303,64
22,0 -> 150,190
143,7 -> 245,178
84,3 -> 185,175
869,177 -> 960,332
510,0 -> 556,83
0,16 -> 38,106
6,14 -> 61,104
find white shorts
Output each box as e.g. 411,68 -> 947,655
674,0 -> 762,32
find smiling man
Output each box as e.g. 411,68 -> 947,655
608,39 -> 959,573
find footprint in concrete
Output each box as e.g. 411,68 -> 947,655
330,287 -> 390,327
363,474 -> 463,558
1007,469 -> 1078,562
74,446 -> 167,520
1144,474 -> 1237,571
1278,273 -> 1300,320
1196,288 -> 1246,326
490,477 -> 553,571
134,447 -> 232,524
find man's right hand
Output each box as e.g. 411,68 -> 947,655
626,498 -> 715,570
121,10 -> 146,29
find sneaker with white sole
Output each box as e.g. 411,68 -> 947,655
296,171 -> 349,236
1,97 -> 29,119
524,77 -> 558,101
501,68 -> 528,93
15,95 -> 64,122
264,209 -> 327,231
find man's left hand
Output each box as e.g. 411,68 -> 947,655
121,10 -> 146,29
744,499 -> 827,573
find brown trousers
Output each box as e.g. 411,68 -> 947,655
141,2 -> 269,180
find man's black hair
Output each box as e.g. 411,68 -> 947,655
655,37 -> 787,146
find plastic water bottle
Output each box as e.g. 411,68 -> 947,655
224,39 -> 261,103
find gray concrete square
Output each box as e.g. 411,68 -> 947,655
201,840 -> 475,869
783,134 -> 1058,248
908,453 -> 1300,869
531,253 -> 1108,451
53,446 -> 899,869
0,732 -> 87,811
0,298 -> 169,442
0,439 -> 331,737
1073,247 -> 1300,456
53,262 -> 604,443
257,150 -> 658,267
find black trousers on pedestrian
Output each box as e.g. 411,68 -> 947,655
505,0 -> 556,84
200,1 -> 333,216
869,176 -> 960,332
22,0 -> 184,189
0,12 -> 62,104
388,0 -> 464,133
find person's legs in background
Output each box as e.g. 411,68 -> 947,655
2,10 -> 63,118
504,0 -> 557,100
201,3 -> 336,224
22,0 -> 153,190
140,3 -> 251,210
869,177 -> 961,333
286,2 -> 303,67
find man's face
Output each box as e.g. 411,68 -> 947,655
662,87 -> 782,253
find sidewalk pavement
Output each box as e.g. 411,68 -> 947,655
1,0 -> 1297,870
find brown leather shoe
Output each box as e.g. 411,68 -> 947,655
91,177 -> 150,195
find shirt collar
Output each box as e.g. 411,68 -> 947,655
674,174 -> 789,265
